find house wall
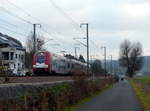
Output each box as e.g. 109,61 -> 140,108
0,47 -> 25,75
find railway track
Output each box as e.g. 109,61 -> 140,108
0,76 -> 72,84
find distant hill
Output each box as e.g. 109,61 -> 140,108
141,56 -> 150,75
101,56 -> 150,76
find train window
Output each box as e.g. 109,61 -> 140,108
36,53 -> 45,63
72,64 -> 74,68
68,63 -> 70,68
61,59 -> 65,62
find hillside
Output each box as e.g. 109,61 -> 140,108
104,56 -> 150,76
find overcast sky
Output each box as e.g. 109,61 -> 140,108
0,0 -> 150,60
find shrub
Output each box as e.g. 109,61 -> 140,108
0,71 -> 114,111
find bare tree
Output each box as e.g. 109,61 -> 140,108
91,60 -> 105,75
119,40 -> 144,77
25,33 -> 45,70
37,37 -> 45,51
79,55 -> 86,63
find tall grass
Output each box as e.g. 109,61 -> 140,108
130,78 -> 150,111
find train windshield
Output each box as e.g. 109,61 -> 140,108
36,52 -> 45,64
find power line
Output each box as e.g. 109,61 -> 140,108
0,18 -> 18,28
47,0 -> 101,53
5,0 -> 45,24
90,40 -> 100,49
39,28 -> 69,51
48,0 -> 80,30
0,18 -> 31,34
0,6 -> 32,25
4,0 -> 83,47
0,25 -> 28,37
0,1 -> 72,54
47,0 -> 90,36
4,0 -> 75,47
2,0 -> 99,56
40,28 -> 73,45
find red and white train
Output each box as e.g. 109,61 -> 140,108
33,51 -> 87,75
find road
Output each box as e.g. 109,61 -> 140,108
74,80 -> 142,111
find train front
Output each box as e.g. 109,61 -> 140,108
33,51 -> 51,75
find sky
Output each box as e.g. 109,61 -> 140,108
0,0 -> 150,60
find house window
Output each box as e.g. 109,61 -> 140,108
21,55 -> 24,60
10,52 -> 14,60
19,55 -> 20,59
2,52 -> 9,60
16,54 -> 17,59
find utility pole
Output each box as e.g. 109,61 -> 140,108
101,46 -> 107,76
33,24 -> 41,53
80,23 -> 89,75
110,55 -> 112,74
90,55 -> 95,80
74,47 -> 80,58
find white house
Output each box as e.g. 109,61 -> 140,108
0,33 -> 25,75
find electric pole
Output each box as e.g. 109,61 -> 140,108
74,47 -> 80,58
101,46 -> 107,76
80,23 -> 89,75
33,24 -> 41,53
110,55 -> 112,74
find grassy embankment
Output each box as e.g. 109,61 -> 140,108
0,75 -> 114,111
63,82 -> 113,111
129,77 -> 150,111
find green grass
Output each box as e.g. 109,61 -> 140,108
129,79 -> 150,111
134,76 -> 150,86
63,84 -> 113,111
47,83 -> 70,94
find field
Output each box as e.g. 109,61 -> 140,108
134,76 -> 150,86
130,76 -> 150,111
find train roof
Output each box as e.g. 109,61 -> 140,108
0,33 -> 25,50
36,51 -> 87,65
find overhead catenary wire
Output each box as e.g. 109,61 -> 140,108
4,0 -> 75,49
0,3 -> 66,48
4,0 -> 82,44
0,25 -> 28,37
5,0 -> 73,39
0,18 -> 32,34
5,0 -> 50,26
48,0 -> 80,30
2,0 -> 99,56
0,18 -> 18,28
0,1 -> 71,55
47,0 -> 101,52
0,6 -> 33,25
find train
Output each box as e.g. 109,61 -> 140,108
33,51 -> 87,75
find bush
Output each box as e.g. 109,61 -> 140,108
25,72 -> 32,76
0,71 -> 114,111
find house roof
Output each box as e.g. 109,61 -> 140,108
0,33 -> 25,50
